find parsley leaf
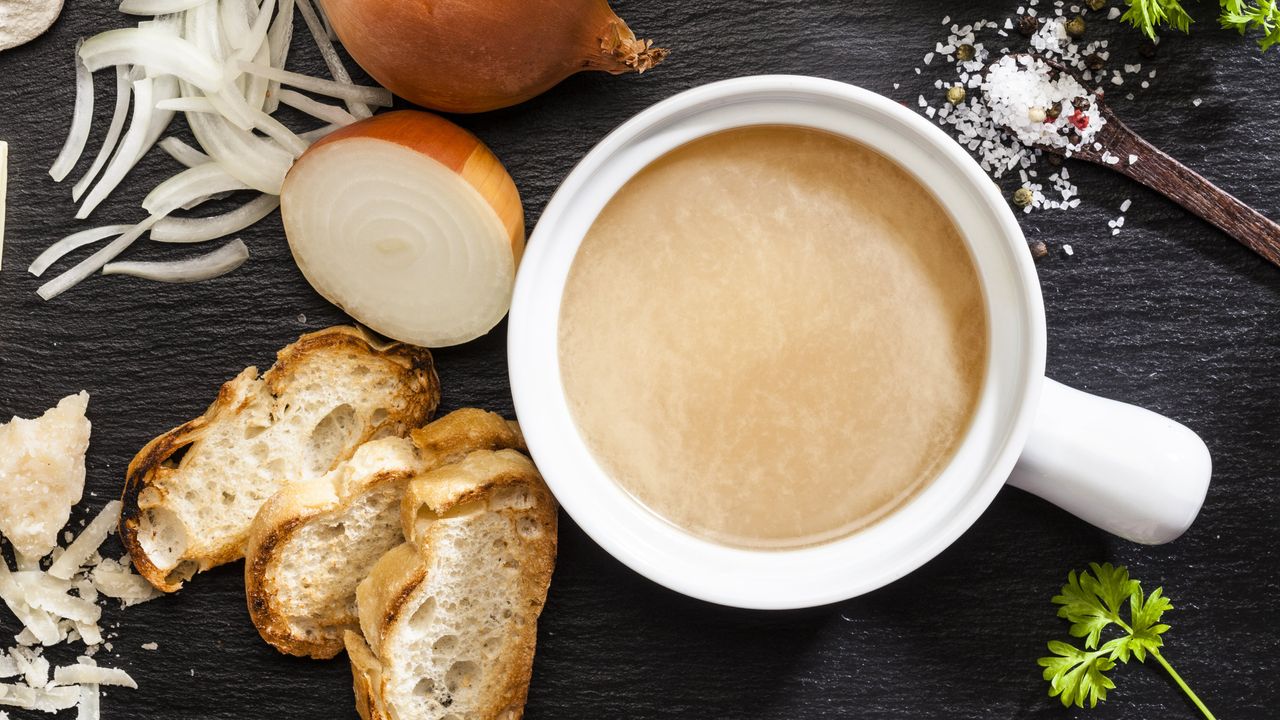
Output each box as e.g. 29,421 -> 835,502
1037,564 -> 1216,719
1038,640 -> 1119,708
1123,0 -> 1280,50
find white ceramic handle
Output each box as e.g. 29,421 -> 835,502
1008,378 -> 1211,545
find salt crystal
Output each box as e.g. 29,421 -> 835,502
1108,7 -> 1121,19
1193,98 -> 1202,106
1127,155 -> 1137,166
140,643 -> 157,651
942,15 -> 951,24
918,95 -> 928,108
924,52 -> 935,65
1112,228 -> 1120,235
1063,244 -> 1074,256
1121,199 -> 1132,212
1116,216 -> 1125,227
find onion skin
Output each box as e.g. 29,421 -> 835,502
302,110 -> 525,262
318,0 -> 668,113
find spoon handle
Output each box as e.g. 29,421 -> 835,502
1101,118 -> 1280,267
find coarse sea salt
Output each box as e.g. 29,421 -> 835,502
983,54 -> 1104,151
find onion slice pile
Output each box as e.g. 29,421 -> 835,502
281,111 -> 525,347
39,0 -> 390,298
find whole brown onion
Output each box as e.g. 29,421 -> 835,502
319,0 -> 668,113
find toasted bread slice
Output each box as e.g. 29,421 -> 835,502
121,326 -> 439,592
245,409 -> 525,658
349,449 -> 557,720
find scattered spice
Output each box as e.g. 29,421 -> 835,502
1028,106 -> 1047,123
1013,187 -> 1035,207
1030,240 -> 1049,259
1018,14 -> 1040,36
946,85 -> 967,104
1085,52 -> 1107,71
956,43 -> 976,61
1086,0 -> 1109,11
1065,15 -> 1087,38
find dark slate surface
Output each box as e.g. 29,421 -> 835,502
0,0 -> 1277,718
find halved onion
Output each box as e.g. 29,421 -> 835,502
281,110 -> 524,347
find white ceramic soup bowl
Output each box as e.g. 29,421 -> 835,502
508,76 -> 1211,610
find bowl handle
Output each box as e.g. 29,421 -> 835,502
1007,378 -> 1211,544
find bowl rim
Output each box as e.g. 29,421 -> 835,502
509,75 -> 1047,609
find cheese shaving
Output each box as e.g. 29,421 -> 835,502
48,502 -> 121,581
53,664 -> 136,689
0,141 -> 6,271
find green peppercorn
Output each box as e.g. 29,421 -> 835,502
1084,53 -> 1106,71
1065,15 -> 1086,38
1017,14 -> 1039,36
956,43 -> 976,62
1086,0 -> 1107,11
1013,187 -> 1034,207
946,85 -> 966,105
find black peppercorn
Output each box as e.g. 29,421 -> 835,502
1017,14 -> 1039,36
1065,15 -> 1086,38
1085,53 -> 1106,71
1139,41 -> 1158,58
1047,153 -> 1063,167
1030,241 -> 1049,259
1086,0 -> 1108,11
1046,104 -> 1062,120
956,43 -> 976,61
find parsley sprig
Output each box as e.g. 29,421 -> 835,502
1037,563 -> 1216,719
1123,0 -> 1280,51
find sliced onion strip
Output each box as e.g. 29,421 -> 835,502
263,0 -> 295,113
118,0 -> 208,15
157,96 -> 216,113
38,215 -> 163,300
142,163 -> 250,216
76,77 -> 154,220
72,66 -> 132,202
49,40 -> 94,183
157,136 -> 210,167
276,89 -> 356,126
219,0 -> 252,52
296,0 -> 370,118
78,28 -> 224,92
237,60 -> 392,106
103,238 -> 248,282
29,224 -> 132,277
151,193 -> 279,243
232,0 -> 276,63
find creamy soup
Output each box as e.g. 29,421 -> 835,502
558,125 -> 987,549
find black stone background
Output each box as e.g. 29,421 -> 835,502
0,1 -> 1277,718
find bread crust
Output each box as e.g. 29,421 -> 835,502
245,409 -> 525,658
354,449 -> 557,720
121,325 -> 440,592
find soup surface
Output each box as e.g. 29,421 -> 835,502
558,125 -> 987,548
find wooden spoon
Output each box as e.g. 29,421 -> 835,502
996,53 -> 1280,267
